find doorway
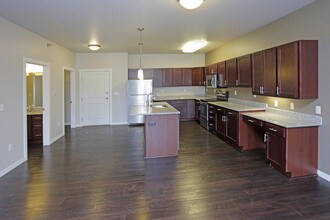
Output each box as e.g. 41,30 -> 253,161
80,70 -> 111,126
23,58 -> 51,158
63,68 -> 76,130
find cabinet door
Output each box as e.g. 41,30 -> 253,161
217,61 -> 226,87
237,55 -> 252,87
186,100 -> 195,119
172,68 -> 183,86
266,132 -> 286,172
215,107 -> 226,138
182,68 -> 192,86
171,100 -> 187,120
207,63 -> 218,75
225,58 -> 238,87
277,42 -> 299,98
192,68 -> 204,86
252,51 -> 264,94
263,48 -> 277,96
164,68 -> 173,87
153,69 -> 164,87
226,110 -> 238,144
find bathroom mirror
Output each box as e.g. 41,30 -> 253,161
26,73 -> 43,107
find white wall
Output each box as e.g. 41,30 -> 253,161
128,54 -> 205,68
0,17 -> 75,177
75,53 -> 128,125
206,0 -> 330,177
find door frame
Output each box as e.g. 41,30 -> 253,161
23,58 -> 51,157
79,69 -> 112,126
62,67 -> 76,129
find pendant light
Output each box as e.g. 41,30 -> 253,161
137,27 -> 144,80
177,0 -> 204,10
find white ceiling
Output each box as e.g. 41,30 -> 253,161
0,0 -> 317,54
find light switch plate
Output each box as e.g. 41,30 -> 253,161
0,104 -> 3,111
274,100 -> 279,107
316,106 -> 321,114
290,102 -> 294,110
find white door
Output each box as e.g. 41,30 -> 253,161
82,71 -> 110,126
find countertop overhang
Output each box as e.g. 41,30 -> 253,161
130,102 -> 180,116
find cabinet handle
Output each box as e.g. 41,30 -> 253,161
209,111 -> 214,113
276,86 -> 279,95
34,125 -> 42,127
259,86 -> 262,94
222,116 -> 227,122
225,80 -> 227,86
209,116 -> 214,119
236,80 -> 239,86
264,133 -> 268,142
227,112 -> 234,115
34,134 -> 42,137
217,109 -> 222,112
269,128 -> 277,132
209,123 -> 214,126
248,119 -> 255,123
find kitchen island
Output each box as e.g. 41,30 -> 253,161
130,102 -> 180,158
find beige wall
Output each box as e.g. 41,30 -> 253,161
206,0 -> 330,175
75,53 -> 129,125
0,17 -> 75,176
128,54 -> 205,68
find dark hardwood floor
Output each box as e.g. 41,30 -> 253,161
1,122 -> 330,219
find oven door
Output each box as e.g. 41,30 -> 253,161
200,101 -> 209,130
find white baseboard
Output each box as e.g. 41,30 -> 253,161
111,122 -> 128,125
317,170 -> 330,182
49,132 -> 65,145
0,157 -> 26,178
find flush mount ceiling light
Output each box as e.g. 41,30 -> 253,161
88,44 -> 101,51
137,27 -> 144,80
177,0 -> 204,10
182,40 -> 207,53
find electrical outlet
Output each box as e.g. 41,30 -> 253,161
253,95 -> 257,98
316,106 -> 321,114
234,90 -> 237,95
274,100 -> 279,107
290,102 -> 294,110
8,144 -> 13,152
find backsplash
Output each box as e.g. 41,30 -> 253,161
154,86 -> 205,96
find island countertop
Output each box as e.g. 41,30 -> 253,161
130,102 -> 180,116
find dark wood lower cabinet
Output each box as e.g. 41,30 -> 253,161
243,115 -> 318,178
27,114 -> 43,146
163,100 -> 195,121
225,110 -> 238,145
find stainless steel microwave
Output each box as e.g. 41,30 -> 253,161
206,74 -> 217,88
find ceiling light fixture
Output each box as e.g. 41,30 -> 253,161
182,40 -> 207,53
177,0 -> 204,10
137,27 -> 144,80
88,44 -> 101,51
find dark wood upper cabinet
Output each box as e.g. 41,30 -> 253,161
153,69 -> 164,87
237,54 -> 252,87
192,67 -> 204,86
225,58 -> 238,87
252,48 -> 277,96
206,63 -> 218,75
182,68 -> 192,86
164,68 -> 173,87
277,40 -> 318,99
172,68 -> 183,86
217,61 -> 226,87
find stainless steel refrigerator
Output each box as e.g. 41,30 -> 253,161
127,79 -> 153,125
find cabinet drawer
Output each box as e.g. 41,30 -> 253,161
243,115 -> 263,127
226,110 -> 238,118
265,123 -> 285,138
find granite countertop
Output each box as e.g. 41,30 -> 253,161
130,102 -> 180,116
242,111 -> 322,128
208,101 -> 266,112
27,107 -> 43,115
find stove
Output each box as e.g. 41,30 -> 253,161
200,91 -> 229,130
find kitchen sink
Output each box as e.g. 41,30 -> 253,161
150,104 -> 167,108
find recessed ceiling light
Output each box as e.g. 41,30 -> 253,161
177,0 -> 204,10
182,40 -> 207,53
88,44 -> 101,51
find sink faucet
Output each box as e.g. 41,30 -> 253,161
146,92 -> 158,106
